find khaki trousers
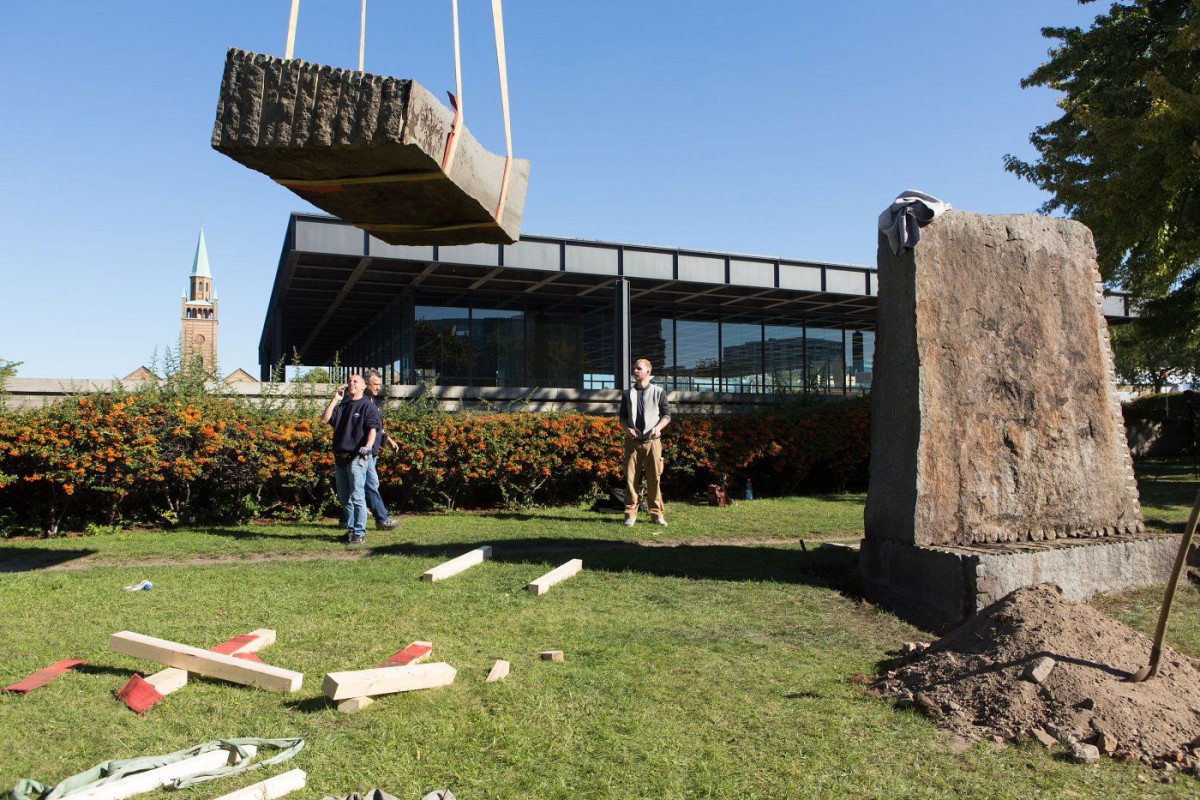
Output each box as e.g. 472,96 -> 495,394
623,438 -> 665,520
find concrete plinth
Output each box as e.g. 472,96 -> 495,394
860,533 -> 1179,630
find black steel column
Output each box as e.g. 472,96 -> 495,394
615,278 -> 631,391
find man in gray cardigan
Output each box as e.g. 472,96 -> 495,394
619,358 -> 672,528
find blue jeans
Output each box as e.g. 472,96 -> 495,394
364,454 -> 390,523
334,454 -> 369,535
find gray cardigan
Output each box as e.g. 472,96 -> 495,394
619,383 -> 671,437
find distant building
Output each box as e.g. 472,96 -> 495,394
223,368 -> 257,384
181,229 -> 218,373
123,366 -> 161,383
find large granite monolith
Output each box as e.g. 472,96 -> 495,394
861,210 -> 1175,628
212,49 -> 530,246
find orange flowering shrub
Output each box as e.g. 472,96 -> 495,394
0,391 -> 870,535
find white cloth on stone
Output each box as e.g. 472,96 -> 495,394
878,190 -> 951,254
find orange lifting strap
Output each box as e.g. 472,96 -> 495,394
279,0 -> 514,228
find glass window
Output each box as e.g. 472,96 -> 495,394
806,327 -> 845,395
674,319 -> 719,392
528,308 -> 578,388
414,305 -> 470,385
581,306 -> 615,389
763,324 -> 806,392
471,307 -> 525,387
631,314 -> 671,388
847,329 -> 874,393
721,319 -> 763,393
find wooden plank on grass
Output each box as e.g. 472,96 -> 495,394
322,662 -> 456,701
71,746 -> 256,800
539,650 -> 564,662
109,632 -> 302,693
422,546 -> 492,582
210,768 -> 306,800
145,629 -> 276,695
526,559 -> 583,595
486,659 -> 510,682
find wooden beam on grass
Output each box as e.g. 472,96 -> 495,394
70,746 -> 257,800
335,641 -> 435,713
526,559 -> 583,596
422,546 -> 492,582
322,662 -> 456,701
144,629 -> 277,695
486,659 -> 510,682
539,650 -> 564,662
210,768 -> 306,800
109,632 -> 302,693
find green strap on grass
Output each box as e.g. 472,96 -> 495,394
10,737 -> 304,800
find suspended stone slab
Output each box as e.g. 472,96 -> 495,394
211,49 -> 529,246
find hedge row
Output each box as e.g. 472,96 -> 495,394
0,391 -> 870,535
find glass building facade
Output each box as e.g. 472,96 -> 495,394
339,293 -> 874,396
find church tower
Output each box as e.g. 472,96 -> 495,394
180,229 -> 218,372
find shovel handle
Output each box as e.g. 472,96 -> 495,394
1144,485 -> 1200,678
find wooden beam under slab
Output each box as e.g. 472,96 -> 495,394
422,546 -> 492,582
526,559 -> 583,595
109,632 -> 302,693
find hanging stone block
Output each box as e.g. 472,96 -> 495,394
211,49 -> 530,246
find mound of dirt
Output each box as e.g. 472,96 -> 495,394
875,584 -> 1200,773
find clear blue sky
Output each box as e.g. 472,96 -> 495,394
0,1 -> 1099,379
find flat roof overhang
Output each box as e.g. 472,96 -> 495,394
260,213 -> 1137,366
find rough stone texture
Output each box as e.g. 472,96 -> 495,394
1023,656 -> 1056,684
860,533 -> 1178,630
211,49 -> 530,245
866,210 -> 1142,548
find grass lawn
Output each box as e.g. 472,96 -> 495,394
2,461 -> 1199,799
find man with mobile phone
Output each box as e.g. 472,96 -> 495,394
321,373 -> 381,544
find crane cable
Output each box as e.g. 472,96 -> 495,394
281,0 -> 513,226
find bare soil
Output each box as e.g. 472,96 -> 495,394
876,584 -> 1200,775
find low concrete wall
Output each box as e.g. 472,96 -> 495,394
2,377 -> 828,415
861,533 -> 1179,631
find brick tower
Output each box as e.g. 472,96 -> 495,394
180,229 -> 218,372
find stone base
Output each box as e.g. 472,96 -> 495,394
860,534 -> 1180,631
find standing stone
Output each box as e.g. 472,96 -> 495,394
865,210 -> 1141,547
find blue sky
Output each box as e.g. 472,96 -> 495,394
0,1 -> 1100,379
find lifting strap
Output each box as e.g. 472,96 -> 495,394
276,0 -> 515,229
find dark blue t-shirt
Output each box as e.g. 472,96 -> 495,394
328,396 -> 382,454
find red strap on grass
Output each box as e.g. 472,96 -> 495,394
3,659 -> 87,694
378,642 -> 432,667
115,674 -> 164,714
210,633 -> 260,655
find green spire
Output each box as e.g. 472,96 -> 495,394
191,228 -> 211,278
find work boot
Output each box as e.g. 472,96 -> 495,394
378,517 -> 399,530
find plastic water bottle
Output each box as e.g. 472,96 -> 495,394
122,579 -> 153,592
745,478 -> 754,500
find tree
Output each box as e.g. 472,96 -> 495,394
1110,320 -> 1199,389
296,367 -> 332,384
1004,0 -> 1200,297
